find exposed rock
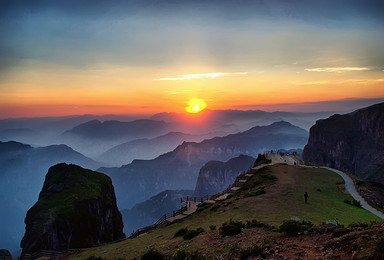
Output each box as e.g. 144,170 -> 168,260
303,102 -> 384,184
193,155 -> 255,197
20,163 -> 125,256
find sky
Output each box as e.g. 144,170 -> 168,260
0,0 -> 384,118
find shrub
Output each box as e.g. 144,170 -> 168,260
220,220 -> 243,237
183,227 -> 205,240
352,199 -> 361,207
209,225 -> 216,230
172,250 -> 207,260
245,219 -> 271,229
279,220 -> 313,236
86,257 -> 104,260
239,244 -> 264,260
141,248 -> 164,260
375,238 -> 384,257
210,204 -> 220,212
344,199 -> 351,205
348,222 -> 368,228
173,228 -> 188,238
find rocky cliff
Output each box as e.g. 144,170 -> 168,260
20,163 -> 125,255
193,155 -> 255,197
303,102 -> 384,184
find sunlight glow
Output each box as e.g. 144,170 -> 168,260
155,72 -> 247,81
186,98 -> 207,113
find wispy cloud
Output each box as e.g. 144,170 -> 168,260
155,72 -> 247,81
305,67 -> 371,73
291,81 -> 328,85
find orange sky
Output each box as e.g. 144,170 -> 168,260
1,1 -> 384,118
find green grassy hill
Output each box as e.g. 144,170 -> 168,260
65,165 -> 381,259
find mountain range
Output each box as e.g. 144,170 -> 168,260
99,121 -> 308,209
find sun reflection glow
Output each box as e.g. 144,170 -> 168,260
186,98 -> 207,113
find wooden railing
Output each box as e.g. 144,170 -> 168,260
129,205 -> 187,238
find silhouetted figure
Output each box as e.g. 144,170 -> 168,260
304,192 -> 309,203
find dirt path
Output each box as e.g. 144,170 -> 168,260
325,167 -> 384,220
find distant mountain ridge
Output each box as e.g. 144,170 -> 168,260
58,119 -> 174,157
303,102 -> 384,184
98,132 -> 217,166
99,121 -> 308,209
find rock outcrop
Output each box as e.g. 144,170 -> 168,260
303,102 -> 384,184
193,155 -> 255,197
20,163 -> 125,256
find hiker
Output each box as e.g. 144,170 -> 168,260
304,192 -> 309,203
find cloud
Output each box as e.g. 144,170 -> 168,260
291,81 -> 328,85
155,72 -> 247,81
305,67 -> 371,73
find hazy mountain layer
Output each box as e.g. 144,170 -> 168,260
303,102 -> 384,184
98,132 -> 218,166
193,155 -> 256,197
0,141 -> 104,255
121,190 -> 193,235
99,121 -> 308,209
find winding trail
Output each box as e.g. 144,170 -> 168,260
324,167 -> 384,220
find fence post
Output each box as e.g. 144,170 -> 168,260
164,213 -> 166,221
187,196 -> 189,201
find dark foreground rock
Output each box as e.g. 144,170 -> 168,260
20,163 -> 125,256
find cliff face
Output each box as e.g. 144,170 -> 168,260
303,102 -> 384,184
20,163 -> 125,255
193,155 -> 255,197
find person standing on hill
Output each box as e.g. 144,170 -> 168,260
304,192 -> 309,203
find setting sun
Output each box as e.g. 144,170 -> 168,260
185,98 -> 207,113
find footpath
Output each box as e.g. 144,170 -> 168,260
324,167 -> 384,220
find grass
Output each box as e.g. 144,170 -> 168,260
65,165 -> 382,259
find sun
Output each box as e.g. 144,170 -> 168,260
185,98 -> 207,113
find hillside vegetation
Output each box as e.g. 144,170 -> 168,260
65,165 -> 381,259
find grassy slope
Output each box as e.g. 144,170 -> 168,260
66,165 -> 381,259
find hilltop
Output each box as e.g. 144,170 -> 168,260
65,165 -> 382,259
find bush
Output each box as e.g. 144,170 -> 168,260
245,219 -> 271,229
173,228 -> 188,238
348,222 -> 368,228
141,248 -> 164,260
220,220 -> 243,237
210,204 -> 220,212
183,227 -> 205,240
209,225 -> 216,230
375,238 -> 384,257
86,257 -> 104,260
172,250 -> 207,260
344,199 -> 351,205
240,244 -> 264,260
352,199 -> 361,207
279,220 -> 313,236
